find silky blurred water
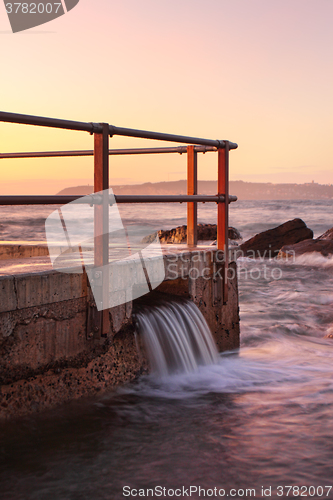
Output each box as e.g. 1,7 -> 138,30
0,199 -> 331,241
0,200 -> 333,499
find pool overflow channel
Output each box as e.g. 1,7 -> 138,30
0,111 -> 240,418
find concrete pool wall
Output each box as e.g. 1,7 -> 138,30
0,247 -> 240,419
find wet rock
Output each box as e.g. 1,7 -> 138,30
143,224 -> 242,244
239,218 -> 313,259
228,227 -> 242,240
279,238 -> 333,258
318,227 -> 333,240
278,225 -> 333,258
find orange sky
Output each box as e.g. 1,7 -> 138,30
1,0 -> 332,194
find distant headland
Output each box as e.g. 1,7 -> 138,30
56,180 -> 333,200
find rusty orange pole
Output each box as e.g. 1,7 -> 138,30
217,142 -> 229,303
94,123 -> 110,335
187,146 -> 198,247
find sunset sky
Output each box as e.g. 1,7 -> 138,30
1,0 -> 332,194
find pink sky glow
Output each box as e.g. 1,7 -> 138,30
0,0 -> 332,194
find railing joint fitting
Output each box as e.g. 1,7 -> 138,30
109,125 -> 115,138
89,122 -> 103,135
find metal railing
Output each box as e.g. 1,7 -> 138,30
0,111 -> 238,331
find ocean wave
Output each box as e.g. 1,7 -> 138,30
291,252 -> 333,268
238,253 -> 333,268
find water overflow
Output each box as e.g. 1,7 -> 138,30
135,299 -> 219,376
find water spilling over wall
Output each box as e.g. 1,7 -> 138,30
135,299 -> 218,376
0,250 -> 239,419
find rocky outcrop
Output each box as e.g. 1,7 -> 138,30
318,227 -> 333,240
239,219 -> 313,259
143,224 -> 242,244
279,226 -> 333,258
228,227 -> 242,241
279,239 -> 333,258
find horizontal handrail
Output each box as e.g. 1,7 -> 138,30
109,125 -> 238,150
0,194 -> 237,206
0,146 -> 217,159
114,195 -> 238,203
0,111 -> 237,310
0,111 -> 96,133
0,111 -> 238,149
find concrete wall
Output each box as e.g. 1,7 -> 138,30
0,249 -> 239,419
0,243 -> 49,260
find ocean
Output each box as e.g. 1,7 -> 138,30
0,199 -> 333,499
0,199 -> 330,242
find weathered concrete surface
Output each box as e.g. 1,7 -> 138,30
0,328 -> 148,419
0,242 -> 49,260
159,249 -> 239,352
0,247 -> 239,419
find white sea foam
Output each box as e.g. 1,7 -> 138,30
291,252 -> 333,268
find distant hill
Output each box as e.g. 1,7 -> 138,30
57,185 -> 94,196
57,180 -> 333,200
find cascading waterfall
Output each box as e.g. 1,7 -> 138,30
135,298 -> 218,376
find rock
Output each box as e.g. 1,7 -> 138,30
159,225 -> 187,244
318,227 -> 333,240
142,224 -> 242,244
279,236 -> 333,259
228,227 -> 242,240
239,218 -> 313,259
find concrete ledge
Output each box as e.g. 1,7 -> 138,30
0,271 -> 88,313
0,248 -> 239,419
0,243 -> 49,260
0,277 -> 17,313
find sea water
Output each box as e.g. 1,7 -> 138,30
0,199 -> 332,499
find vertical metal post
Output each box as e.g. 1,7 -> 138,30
187,145 -> 198,247
94,123 -> 110,335
217,142 -> 229,303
